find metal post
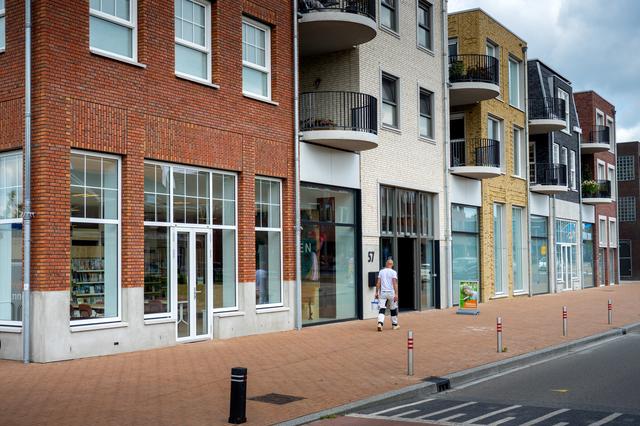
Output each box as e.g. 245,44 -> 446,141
608,299 -> 612,324
496,317 -> 503,353
292,0 -> 302,331
562,306 -> 568,337
228,367 -> 247,424
407,330 -> 414,376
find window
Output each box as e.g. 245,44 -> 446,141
242,17 -> 271,100
451,205 -> 479,305
599,217 -> 607,247
582,223 -> 595,288
607,117 -> 615,152
0,0 -> 5,52
530,216 -> 549,294
557,88 -> 570,133
380,0 -> 397,32
597,160 -> 606,180
488,116 -> 502,169
382,73 -> 399,128
486,41 -> 498,58
508,58 -> 522,108
529,142 -> 536,182
609,218 -> 617,247
175,0 -> 211,82
0,152 -> 22,324
561,146 -> 568,183
512,126 -> 523,177
89,0 -> 137,61
620,240 -> 632,278
255,178 -> 282,307
552,143 -> 560,164
619,196 -> 636,222
419,88 -> 433,139
70,152 -> 120,323
493,203 -> 505,295
512,206 -> 525,293
608,165 -> 616,200
617,155 -> 635,181
569,150 -> 576,190
448,38 -> 458,57
417,1 -> 432,50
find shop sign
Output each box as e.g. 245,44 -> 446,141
457,280 -> 480,315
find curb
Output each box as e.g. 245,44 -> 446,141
279,321 -> 640,426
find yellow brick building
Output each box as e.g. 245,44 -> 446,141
448,9 -> 529,302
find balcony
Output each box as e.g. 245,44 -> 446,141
581,125 -> 611,153
530,163 -> 568,194
300,91 -> 378,152
582,179 -> 612,204
450,138 -> 501,179
298,0 -> 377,56
529,97 -> 566,134
449,54 -> 500,106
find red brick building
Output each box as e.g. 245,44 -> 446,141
617,141 -> 640,280
0,0 -> 295,362
574,91 -> 618,286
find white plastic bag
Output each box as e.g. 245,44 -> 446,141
370,298 -> 379,312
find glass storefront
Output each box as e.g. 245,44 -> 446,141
255,178 -> 282,307
530,215 -> 549,294
452,204 -> 479,305
555,219 -> 578,291
582,223 -> 595,288
598,248 -> 605,286
301,184 -> 357,325
609,249 -> 616,284
512,207 -> 525,292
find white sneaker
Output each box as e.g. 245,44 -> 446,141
377,323 -> 383,332
392,324 -> 400,330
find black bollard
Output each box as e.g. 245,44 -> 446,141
228,367 -> 248,424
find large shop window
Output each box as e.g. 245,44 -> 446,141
255,178 -> 282,307
301,185 -> 356,325
530,215 -> 549,295
451,205 -> 479,306
89,0 -> 137,61
175,0 -> 211,82
511,206 -> 525,293
70,152 -> 120,323
0,0 -> 5,51
582,223 -> 595,288
555,219 -> 578,290
0,152 -> 23,325
493,203 -> 506,295
242,17 -> 271,100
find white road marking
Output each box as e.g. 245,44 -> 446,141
589,413 -> 623,425
439,413 -> 466,422
519,409 -> 570,426
464,404 -> 521,424
370,398 -> 435,416
551,422 -> 569,426
392,409 -> 420,418
487,417 -> 516,426
415,401 -> 478,419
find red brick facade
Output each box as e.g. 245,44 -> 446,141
0,1 -> 295,292
574,91 -> 618,285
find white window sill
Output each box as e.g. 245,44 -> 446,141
214,310 -> 245,318
243,92 -> 279,106
379,25 -> 400,39
0,49 -> 5,54
513,291 -> 528,296
511,175 -> 527,181
0,325 -> 22,333
490,294 -> 508,300
381,125 -> 401,135
70,321 -> 129,333
90,48 -> 147,69
417,45 -> 435,56
256,306 -> 289,314
144,317 -> 175,326
418,136 -> 436,144
176,73 -> 220,89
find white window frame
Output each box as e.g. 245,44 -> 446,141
595,110 -> 605,127
557,88 -> 570,134
242,16 -> 272,101
89,0 -> 138,63
380,0 -> 398,33
560,146 -> 568,183
486,40 -> 498,58
255,177 -> 283,309
0,151 -> 23,326
512,126 -> 524,177
569,150 -> 576,190
493,202 -> 506,296
617,155 -> 635,181
608,164 -> 616,200
416,0 -> 433,52
598,216 -> 607,248
175,0 -> 212,84
418,87 -> 434,140
0,0 -> 6,53
381,71 -> 400,129
608,218 -> 617,248
597,159 -> 606,180
487,115 -> 503,170
606,116 -> 615,153
508,57 -> 522,109
70,150 -> 122,327
552,142 -> 560,164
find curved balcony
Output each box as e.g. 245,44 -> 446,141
581,125 -> 611,153
529,97 -> 567,134
530,163 -> 568,194
582,179 -> 612,204
300,91 -> 378,152
449,54 -> 500,106
298,0 -> 377,56
450,138 -> 501,179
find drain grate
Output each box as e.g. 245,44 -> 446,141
249,393 -> 305,405
423,376 -> 451,392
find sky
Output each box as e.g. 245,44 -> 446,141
449,0 -> 640,142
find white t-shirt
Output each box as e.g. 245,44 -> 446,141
378,267 -> 397,292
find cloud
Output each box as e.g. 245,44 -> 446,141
449,0 -> 640,141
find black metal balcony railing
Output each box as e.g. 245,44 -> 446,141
300,91 -> 377,134
530,163 -> 567,186
298,0 -> 376,20
582,179 -> 611,199
449,54 -> 500,85
450,138 -> 500,168
529,97 -> 566,121
584,125 -> 611,145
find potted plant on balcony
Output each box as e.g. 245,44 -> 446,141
449,60 -> 465,81
582,179 -> 599,198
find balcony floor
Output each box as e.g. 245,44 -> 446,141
529,119 -> 566,135
298,12 -> 377,56
301,129 -> 378,152
450,165 -> 502,180
449,82 -> 500,106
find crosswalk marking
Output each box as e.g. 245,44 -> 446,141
519,408 -> 570,426
415,401 -> 478,419
590,412 -> 623,425
370,398 -> 435,416
487,416 -> 516,426
464,404 -> 522,424
551,422 -> 569,426
439,413 -> 466,422
392,409 -> 420,418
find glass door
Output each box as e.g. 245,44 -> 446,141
420,239 -> 435,309
558,244 -> 573,291
174,228 -> 212,341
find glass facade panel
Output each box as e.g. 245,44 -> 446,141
0,224 -> 22,322
582,223 -> 595,288
212,228 -> 236,309
452,205 -> 479,305
530,216 -> 549,294
512,207 -> 524,292
493,204 -> 505,294
144,227 -> 170,315
255,178 -> 282,306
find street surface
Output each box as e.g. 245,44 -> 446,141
322,331 -> 640,425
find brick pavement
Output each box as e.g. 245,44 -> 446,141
1,283 -> 639,426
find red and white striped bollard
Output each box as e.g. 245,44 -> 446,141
496,317 -> 503,353
562,306 -> 568,337
608,299 -> 613,325
407,330 -> 414,376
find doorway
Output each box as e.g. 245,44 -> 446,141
557,243 -> 574,291
397,238 -> 416,310
174,228 -> 212,342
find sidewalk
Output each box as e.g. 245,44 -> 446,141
1,283 -> 639,426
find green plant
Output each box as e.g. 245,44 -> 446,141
582,180 -> 599,197
449,61 -> 465,81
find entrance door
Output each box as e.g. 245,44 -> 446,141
420,239 -> 435,309
397,238 -> 416,310
558,244 -> 573,291
174,228 -> 212,341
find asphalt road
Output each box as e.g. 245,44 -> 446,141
319,331 -> 640,425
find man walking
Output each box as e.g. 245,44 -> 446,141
375,258 -> 399,332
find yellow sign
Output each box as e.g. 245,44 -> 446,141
540,244 -> 547,256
